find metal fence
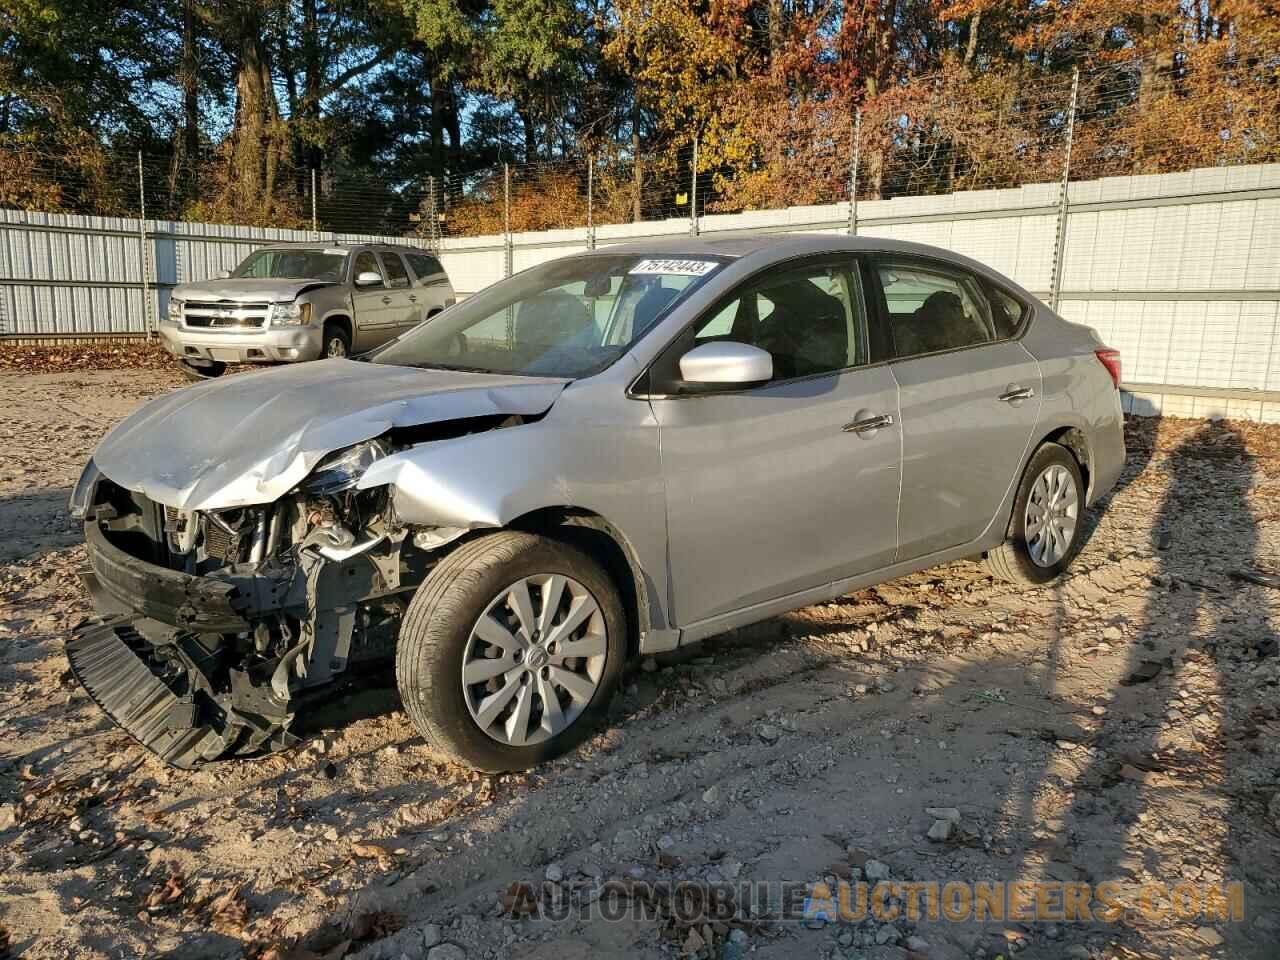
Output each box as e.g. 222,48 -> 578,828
2,52 -> 1279,416
4,163 -> 1278,421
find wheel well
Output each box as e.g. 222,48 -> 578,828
427,307 -> 442,319
507,507 -> 647,660
323,314 -> 353,341
1041,426 -> 1091,498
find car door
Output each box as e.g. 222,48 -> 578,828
646,257 -> 901,628
406,252 -> 454,322
378,251 -> 419,335
871,257 -> 1042,560
350,250 -> 396,350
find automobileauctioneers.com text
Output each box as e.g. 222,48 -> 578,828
504,879 -> 1245,926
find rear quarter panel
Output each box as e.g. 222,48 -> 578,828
1019,305 -> 1126,504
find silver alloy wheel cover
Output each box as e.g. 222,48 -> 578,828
326,336 -> 348,358
461,574 -> 607,747
1024,463 -> 1078,567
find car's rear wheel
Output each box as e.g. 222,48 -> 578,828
396,531 -> 626,771
322,322 -> 351,359
177,359 -> 227,380
986,442 -> 1085,585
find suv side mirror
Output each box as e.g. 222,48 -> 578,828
678,341 -> 773,386
355,271 -> 382,287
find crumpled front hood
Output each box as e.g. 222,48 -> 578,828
173,279 -> 335,303
93,360 -> 569,510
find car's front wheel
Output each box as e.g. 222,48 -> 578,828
177,358 -> 227,380
396,531 -> 626,771
322,322 -> 351,359
986,442 -> 1085,585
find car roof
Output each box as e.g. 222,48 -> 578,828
253,241 -> 433,253
585,233 -> 964,262
582,232 -> 1026,294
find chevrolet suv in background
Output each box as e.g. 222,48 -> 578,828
161,242 -> 456,378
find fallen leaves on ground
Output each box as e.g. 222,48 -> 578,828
0,341 -> 172,374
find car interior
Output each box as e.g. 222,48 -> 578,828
879,265 -> 996,358
687,268 -> 863,381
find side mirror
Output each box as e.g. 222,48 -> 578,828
355,271 -> 382,288
678,341 -> 773,386
216,270 -> 231,280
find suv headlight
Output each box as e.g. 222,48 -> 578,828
166,297 -> 184,323
272,301 -> 313,326
303,440 -> 389,495
69,459 -> 102,519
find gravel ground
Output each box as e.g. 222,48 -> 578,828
2,369 -> 1280,960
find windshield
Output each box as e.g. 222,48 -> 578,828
369,254 -> 725,378
232,248 -> 348,282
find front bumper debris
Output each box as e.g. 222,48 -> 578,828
66,618 -> 234,768
84,522 -> 253,631
67,617 -> 305,768
71,473 -> 416,768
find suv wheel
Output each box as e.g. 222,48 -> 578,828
396,531 -> 626,771
323,323 -> 351,359
987,442 -> 1085,585
177,359 -> 226,380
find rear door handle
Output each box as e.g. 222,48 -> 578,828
408,294 -> 418,302
382,295 -> 392,305
998,386 -> 1035,402
843,413 -> 895,434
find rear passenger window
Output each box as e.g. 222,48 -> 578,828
407,253 -> 443,281
380,253 -> 411,289
876,261 -> 995,359
988,286 -> 1027,339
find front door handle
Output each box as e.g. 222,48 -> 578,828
408,294 -> 418,302
998,385 -> 1035,403
843,413 -> 895,434
382,295 -> 392,305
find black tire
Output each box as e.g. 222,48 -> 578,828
987,442 -> 1086,585
177,359 -> 227,380
322,322 -> 351,359
396,531 -> 626,772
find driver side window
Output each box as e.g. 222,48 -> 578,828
692,262 -> 866,381
353,252 -> 383,286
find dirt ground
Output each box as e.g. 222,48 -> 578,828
2,368 -> 1280,960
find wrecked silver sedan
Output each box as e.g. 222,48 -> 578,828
67,234 -> 1124,771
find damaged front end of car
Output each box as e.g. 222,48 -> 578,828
67,413 -> 533,769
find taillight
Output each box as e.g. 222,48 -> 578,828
1095,348 -> 1121,389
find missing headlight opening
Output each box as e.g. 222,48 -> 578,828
67,417 -> 531,769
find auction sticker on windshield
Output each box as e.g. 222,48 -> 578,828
628,259 -> 718,276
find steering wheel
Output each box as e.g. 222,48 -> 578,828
449,331 -> 469,358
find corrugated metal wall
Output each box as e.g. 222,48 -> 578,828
3,163 -> 1279,415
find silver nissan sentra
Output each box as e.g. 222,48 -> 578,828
67,234 -> 1125,771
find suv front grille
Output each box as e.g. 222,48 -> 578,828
183,301 -> 270,329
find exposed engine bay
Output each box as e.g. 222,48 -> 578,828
68,417 -> 525,768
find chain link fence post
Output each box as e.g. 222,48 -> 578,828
427,175 -> 440,251
689,136 -> 700,236
586,156 -> 595,250
503,162 -> 513,278
503,162 -> 513,342
137,150 -> 154,336
848,111 -> 862,236
1049,68 -> 1080,311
